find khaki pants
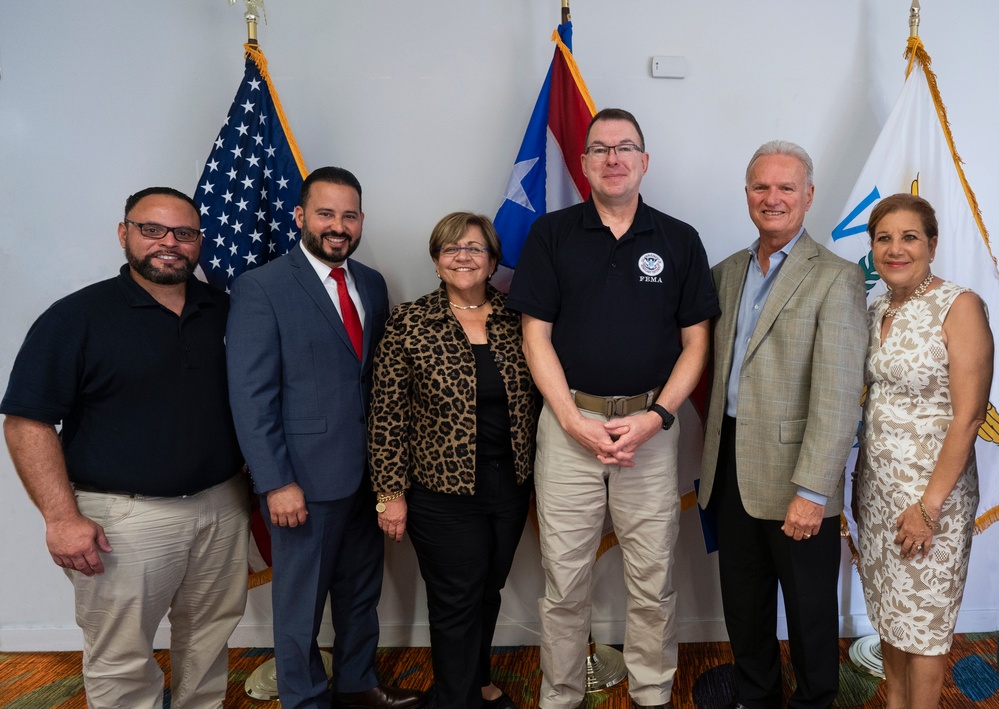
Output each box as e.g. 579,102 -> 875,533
69,474 -> 249,709
535,402 -> 681,709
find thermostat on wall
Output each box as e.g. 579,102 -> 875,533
651,56 -> 688,79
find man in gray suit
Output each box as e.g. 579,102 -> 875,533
227,167 -> 424,709
698,141 -> 867,709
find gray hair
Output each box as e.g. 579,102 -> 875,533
745,140 -> 814,187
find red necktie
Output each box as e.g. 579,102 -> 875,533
330,268 -> 363,359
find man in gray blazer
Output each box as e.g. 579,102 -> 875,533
227,167 -> 424,709
698,141 -> 867,709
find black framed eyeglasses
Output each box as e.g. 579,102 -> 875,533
124,219 -> 202,243
436,245 -> 490,257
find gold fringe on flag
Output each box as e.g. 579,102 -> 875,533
249,567 -> 273,589
245,43 -> 308,179
905,37 -> 996,273
550,28 -> 597,117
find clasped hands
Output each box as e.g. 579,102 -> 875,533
568,412 -> 662,467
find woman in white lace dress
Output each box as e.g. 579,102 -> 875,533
856,193 -> 993,709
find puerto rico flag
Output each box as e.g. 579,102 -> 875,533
492,21 -> 596,283
832,36 -> 999,539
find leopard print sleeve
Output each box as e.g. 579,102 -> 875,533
367,302 -> 415,494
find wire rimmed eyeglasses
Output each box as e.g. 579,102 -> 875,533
436,245 -> 490,257
124,219 -> 202,243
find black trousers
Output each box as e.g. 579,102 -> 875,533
712,416 -> 841,709
406,458 -> 531,709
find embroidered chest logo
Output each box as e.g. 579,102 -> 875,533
638,252 -> 664,283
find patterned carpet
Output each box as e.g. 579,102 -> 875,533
1,635 -> 996,708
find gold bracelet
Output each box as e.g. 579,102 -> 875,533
918,498 -> 939,531
375,490 -> 405,513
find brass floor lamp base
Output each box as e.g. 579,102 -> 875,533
848,634 -> 885,679
245,650 -> 334,700
585,641 -> 627,693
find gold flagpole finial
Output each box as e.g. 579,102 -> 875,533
909,0 -> 921,38
228,0 -> 266,45
562,0 -> 570,25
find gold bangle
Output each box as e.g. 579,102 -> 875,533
918,498 -> 939,531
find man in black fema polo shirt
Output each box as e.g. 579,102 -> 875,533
506,108 -> 719,709
1,187 -> 248,709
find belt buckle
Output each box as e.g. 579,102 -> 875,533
608,396 -> 625,417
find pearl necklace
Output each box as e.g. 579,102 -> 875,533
883,273 -> 934,320
448,298 -> 488,310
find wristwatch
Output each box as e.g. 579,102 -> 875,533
649,403 -> 675,431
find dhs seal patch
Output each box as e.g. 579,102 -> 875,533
638,253 -> 664,283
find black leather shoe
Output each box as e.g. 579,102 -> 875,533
482,691 -> 517,709
334,685 -> 427,709
632,701 -> 674,709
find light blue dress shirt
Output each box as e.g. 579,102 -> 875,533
723,228 -> 826,506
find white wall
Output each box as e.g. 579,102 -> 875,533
1,0 -> 997,651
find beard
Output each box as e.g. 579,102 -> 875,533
302,223 -> 361,265
126,247 -> 197,285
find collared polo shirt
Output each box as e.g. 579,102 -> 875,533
507,197 -> 719,396
1,265 -> 243,496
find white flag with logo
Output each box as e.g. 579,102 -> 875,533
832,38 -> 999,539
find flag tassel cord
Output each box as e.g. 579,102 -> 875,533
904,37 -> 996,274
244,43 -> 309,179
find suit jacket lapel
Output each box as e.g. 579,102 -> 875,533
288,245 -> 359,359
745,231 -> 817,359
717,251 -> 752,376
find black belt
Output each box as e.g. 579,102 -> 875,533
72,482 -> 140,496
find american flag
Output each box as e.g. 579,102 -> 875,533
196,43 -> 306,292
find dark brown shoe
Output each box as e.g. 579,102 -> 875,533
333,685 -> 427,709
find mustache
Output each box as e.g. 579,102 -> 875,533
320,229 -> 348,240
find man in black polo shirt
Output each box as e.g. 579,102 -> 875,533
507,108 -> 718,709
1,187 -> 249,709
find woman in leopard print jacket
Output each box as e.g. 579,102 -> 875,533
368,212 -> 539,709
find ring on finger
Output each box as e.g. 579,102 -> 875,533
803,533 -> 811,539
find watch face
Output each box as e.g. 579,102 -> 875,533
375,502 -> 387,513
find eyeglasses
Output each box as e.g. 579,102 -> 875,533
124,219 -> 202,243
436,245 -> 490,257
583,143 -> 644,159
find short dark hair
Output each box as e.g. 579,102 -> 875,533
585,108 -> 645,151
428,212 -> 503,266
867,193 -> 939,241
300,166 -> 363,211
124,187 -> 199,220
